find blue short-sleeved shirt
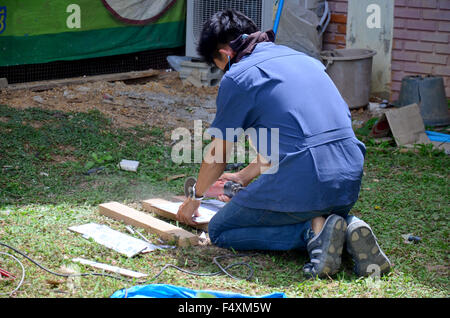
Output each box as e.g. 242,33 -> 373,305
208,42 -> 366,213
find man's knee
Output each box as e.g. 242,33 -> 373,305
207,216 -> 222,246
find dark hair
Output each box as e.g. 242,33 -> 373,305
197,9 -> 259,64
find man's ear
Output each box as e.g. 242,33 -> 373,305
218,46 -> 235,59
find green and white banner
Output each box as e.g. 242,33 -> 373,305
0,0 -> 186,67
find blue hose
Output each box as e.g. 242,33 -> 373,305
273,0 -> 285,38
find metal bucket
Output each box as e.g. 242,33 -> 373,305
321,48 -> 377,109
395,75 -> 450,127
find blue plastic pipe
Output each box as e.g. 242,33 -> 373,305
273,0 -> 285,38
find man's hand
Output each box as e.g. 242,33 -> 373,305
176,198 -> 201,226
219,172 -> 245,185
215,154 -> 271,202
216,172 -> 245,202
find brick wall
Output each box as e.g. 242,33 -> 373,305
323,0 -> 348,50
391,0 -> 450,101
323,0 -> 449,101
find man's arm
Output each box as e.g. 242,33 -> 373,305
194,138 -> 231,197
216,154 -> 271,202
232,153 -> 272,186
176,138 -> 232,226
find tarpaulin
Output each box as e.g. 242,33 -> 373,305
426,131 -> 450,143
0,0 -> 186,67
111,284 -> 286,298
102,0 -> 178,25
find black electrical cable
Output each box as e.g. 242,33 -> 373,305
0,241 -> 255,292
0,252 -> 25,296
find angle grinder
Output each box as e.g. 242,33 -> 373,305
184,176 -> 244,199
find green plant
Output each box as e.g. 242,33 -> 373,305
84,152 -> 114,170
414,143 -> 445,158
355,117 -> 379,137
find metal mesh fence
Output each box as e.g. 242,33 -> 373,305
192,0 -> 264,42
0,46 -> 185,84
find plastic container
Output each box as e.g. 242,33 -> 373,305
395,75 -> 450,127
119,159 -> 139,172
321,48 -> 377,109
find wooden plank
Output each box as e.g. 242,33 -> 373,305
142,198 -> 209,232
72,258 -> 147,279
165,174 -> 186,182
98,202 -> 199,247
8,69 -> 159,92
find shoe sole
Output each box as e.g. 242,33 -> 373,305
308,215 -> 347,278
346,221 -> 391,277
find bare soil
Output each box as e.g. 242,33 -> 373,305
0,71 -> 219,135
0,70 -> 380,135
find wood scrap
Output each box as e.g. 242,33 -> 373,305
165,174 -> 186,182
8,70 -> 159,92
98,202 -> 199,247
72,258 -> 147,278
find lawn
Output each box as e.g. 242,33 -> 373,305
0,104 -> 448,298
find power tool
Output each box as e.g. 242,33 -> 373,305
184,177 -> 244,199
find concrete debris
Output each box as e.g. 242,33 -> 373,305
33,96 -> 45,104
75,86 -> 91,93
178,60 -> 223,87
352,119 -> 365,129
0,78 -> 8,89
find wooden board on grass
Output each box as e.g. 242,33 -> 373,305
98,202 -> 199,247
142,198 -> 225,232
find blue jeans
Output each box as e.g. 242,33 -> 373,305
208,201 -> 358,251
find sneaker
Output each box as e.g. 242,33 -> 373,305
303,214 -> 347,278
346,219 -> 391,277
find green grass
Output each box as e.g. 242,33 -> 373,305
0,105 -> 449,298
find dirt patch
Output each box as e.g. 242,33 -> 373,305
58,145 -> 76,152
1,70 -> 383,135
25,120 -> 46,129
51,154 -> 77,164
0,71 -> 219,131
351,107 -> 374,124
426,264 -> 450,275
